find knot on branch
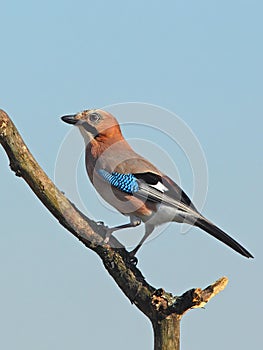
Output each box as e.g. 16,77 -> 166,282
152,288 -> 178,312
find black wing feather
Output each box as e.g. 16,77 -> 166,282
134,172 -> 195,209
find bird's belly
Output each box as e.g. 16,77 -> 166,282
144,204 -> 185,226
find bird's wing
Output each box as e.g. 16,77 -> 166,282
135,172 -> 199,216
98,169 -> 199,216
136,172 -> 197,208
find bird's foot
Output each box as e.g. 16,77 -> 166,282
103,227 -> 116,244
95,221 -> 114,243
127,250 -> 138,266
129,255 -> 138,266
96,221 -> 105,226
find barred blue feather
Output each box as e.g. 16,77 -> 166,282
98,169 -> 139,194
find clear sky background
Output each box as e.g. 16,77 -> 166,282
0,1 -> 262,349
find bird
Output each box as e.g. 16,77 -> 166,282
61,109 -> 253,259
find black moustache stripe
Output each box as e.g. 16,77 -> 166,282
82,122 -> 98,136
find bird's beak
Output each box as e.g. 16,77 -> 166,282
61,114 -> 78,125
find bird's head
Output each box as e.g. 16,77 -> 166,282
61,109 -> 123,143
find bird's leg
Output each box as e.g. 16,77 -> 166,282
129,224 -> 154,258
103,216 -> 141,243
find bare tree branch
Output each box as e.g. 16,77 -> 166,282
0,109 -> 228,349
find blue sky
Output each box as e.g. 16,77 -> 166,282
0,1 -> 262,349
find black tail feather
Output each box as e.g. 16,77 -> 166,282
195,217 -> 253,258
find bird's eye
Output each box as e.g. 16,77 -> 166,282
89,112 -> 101,123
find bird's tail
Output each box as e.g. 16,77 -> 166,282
195,217 -> 253,258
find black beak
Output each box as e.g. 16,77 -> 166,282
61,114 -> 78,125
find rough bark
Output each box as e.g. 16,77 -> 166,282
153,315 -> 180,350
0,109 -> 228,349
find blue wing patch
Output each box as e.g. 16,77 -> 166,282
98,169 -> 139,194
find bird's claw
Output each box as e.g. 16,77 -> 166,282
97,221 -> 105,226
128,253 -> 138,266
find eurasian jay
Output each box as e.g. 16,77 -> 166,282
61,109 -> 253,259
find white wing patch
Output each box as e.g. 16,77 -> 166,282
149,181 -> 168,193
